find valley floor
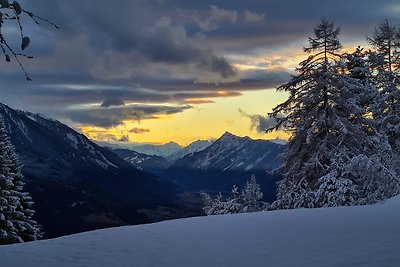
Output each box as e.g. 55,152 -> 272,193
1,197 -> 400,267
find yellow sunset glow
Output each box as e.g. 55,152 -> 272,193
217,91 -> 229,96
81,89 -> 290,146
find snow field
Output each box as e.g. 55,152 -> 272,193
2,196 -> 400,266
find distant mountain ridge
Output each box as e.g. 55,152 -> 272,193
167,140 -> 213,163
127,141 -> 182,158
0,103 -> 181,238
163,132 -> 286,202
108,147 -> 169,174
102,139 -> 213,160
105,139 -> 214,173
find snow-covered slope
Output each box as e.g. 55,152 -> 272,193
2,197 -> 400,267
108,147 -> 169,174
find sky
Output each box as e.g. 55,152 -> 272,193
1,0 -> 400,145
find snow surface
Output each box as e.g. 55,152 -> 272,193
1,197 -> 400,267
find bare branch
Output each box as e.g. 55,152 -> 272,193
0,3 -> 59,80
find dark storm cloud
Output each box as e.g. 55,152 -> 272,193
192,5 -> 238,32
21,0 -> 238,82
21,83 -> 246,108
238,69 -> 292,89
133,68 -> 291,92
17,0 -> 400,69
64,104 -> 192,128
19,85 -> 169,108
101,98 -> 125,108
189,0 -> 400,51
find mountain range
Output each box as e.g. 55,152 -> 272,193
108,139 -> 214,174
105,132 -> 286,203
0,103 -> 183,238
162,132 -> 286,202
99,141 -> 184,158
128,141 -> 182,158
106,133 -> 285,202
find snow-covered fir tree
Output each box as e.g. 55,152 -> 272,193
367,20 -> 400,177
344,47 -> 400,204
200,176 -> 266,215
0,117 -> 41,245
200,189 -> 244,216
367,19 -> 400,74
241,175 -> 265,212
203,192 -> 241,215
0,1 -> 56,245
268,19 -> 399,209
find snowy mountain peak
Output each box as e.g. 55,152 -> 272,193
213,132 -> 252,150
22,111 -> 59,124
218,132 -> 253,142
220,131 -> 236,139
165,141 -> 180,146
162,141 -> 182,149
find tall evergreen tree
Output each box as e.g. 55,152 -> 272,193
367,19 -> 400,74
268,19 -> 396,209
0,119 -> 16,244
0,1 -> 56,245
367,20 -> 400,169
0,117 -> 40,245
341,47 -> 399,204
